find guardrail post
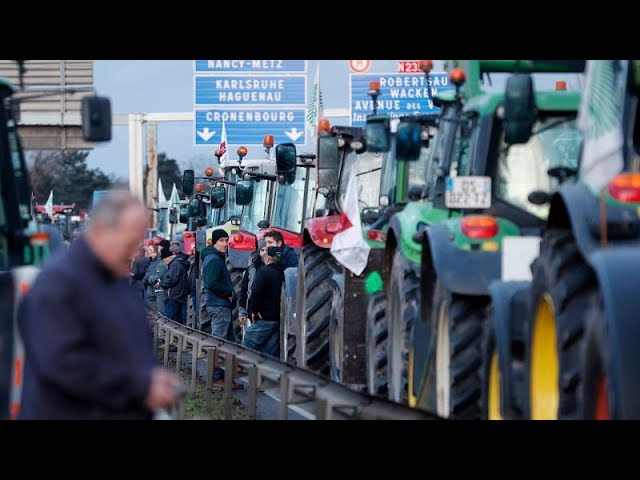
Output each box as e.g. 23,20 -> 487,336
279,373 -> 289,420
175,332 -> 184,373
152,323 -> 158,351
190,341 -> 199,397
163,328 -> 172,367
248,366 -> 258,420
224,354 -> 234,420
316,398 -> 331,420
205,347 -> 215,409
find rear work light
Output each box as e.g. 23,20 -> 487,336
367,229 -> 387,243
461,215 -> 499,239
325,220 -> 342,234
608,173 -> 640,203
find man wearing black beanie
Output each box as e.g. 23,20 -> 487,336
200,229 -> 241,388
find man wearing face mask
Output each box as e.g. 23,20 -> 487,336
17,191 -> 183,420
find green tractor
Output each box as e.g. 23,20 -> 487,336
486,60 -> 640,420
402,61 -> 585,419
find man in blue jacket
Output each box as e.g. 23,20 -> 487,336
18,191 -> 182,419
201,229 -> 242,389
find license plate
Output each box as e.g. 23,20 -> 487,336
445,176 -> 491,209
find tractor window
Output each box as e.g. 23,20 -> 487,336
379,135 -> 398,203
271,166 -> 313,233
220,169 -> 239,224
426,106 -> 456,200
240,179 -> 269,234
408,143 -> 431,194
496,116 -> 582,218
338,151 -> 382,211
449,115 -> 474,177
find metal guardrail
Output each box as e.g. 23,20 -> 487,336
148,308 -> 439,420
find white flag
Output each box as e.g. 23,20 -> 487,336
330,172 -> 370,276
577,60 -> 626,192
169,183 -> 181,206
219,119 -> 229,168
45,190 -> 53,217
306,65 -> 324,143
158,178 -> 167,206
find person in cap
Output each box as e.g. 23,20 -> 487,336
237,238 -> 268,330
158,242 -> 190,325
200,229 -> 242,388
243,245 -> 286,357
148,246 -> 171,315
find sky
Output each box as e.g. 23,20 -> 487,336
88,60 -> 581,181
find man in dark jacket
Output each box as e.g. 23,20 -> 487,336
263,230 -> 298,269
130,246 -> 150,301
237,239 -> 267,327
201,230 -> 242,388
243,246 -> 286,358
158,243 -> 190,325
18,191 -> 182,420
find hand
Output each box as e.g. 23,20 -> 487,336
144,367 -> 183,412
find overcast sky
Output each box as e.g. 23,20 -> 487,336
88,60 -> 581,180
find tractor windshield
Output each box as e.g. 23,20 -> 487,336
496,115 -> 582,218
220,169 -> 240,224
379,135 -> 430,204
240,179 -> 271,234
271,166 -> 314,233
338,151 -> 383,211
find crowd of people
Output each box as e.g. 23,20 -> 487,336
129,217 -> 299,388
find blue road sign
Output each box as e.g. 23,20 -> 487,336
194,108 -> 306,146
195,60 -> 307,73
350,72 -> 454,127
195,75 -> 306,107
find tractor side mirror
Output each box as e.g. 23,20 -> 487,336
81,95 -> 112,142
504,73 -> 537,145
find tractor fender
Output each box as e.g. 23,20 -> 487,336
549,182 -> 640,259
422,224 -> 501,296
488,280 -> 531,420
588,248 -> 640,419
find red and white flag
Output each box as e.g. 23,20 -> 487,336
330,172 -> 370,276
219,119 -> 229,168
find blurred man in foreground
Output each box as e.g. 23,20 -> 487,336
18,191 -> 182,420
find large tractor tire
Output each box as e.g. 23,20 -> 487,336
329,273 -> 345,383
280,283 -> 296,364
529,229 -> 596,420
581,294 -> 612,420
296,244 -> 340,375
481,306 -> 504,420
366,291 -> 388,397
386,250 -> 419,405
432,281 -> 487,420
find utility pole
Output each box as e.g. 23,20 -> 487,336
146,122 -> 158,228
